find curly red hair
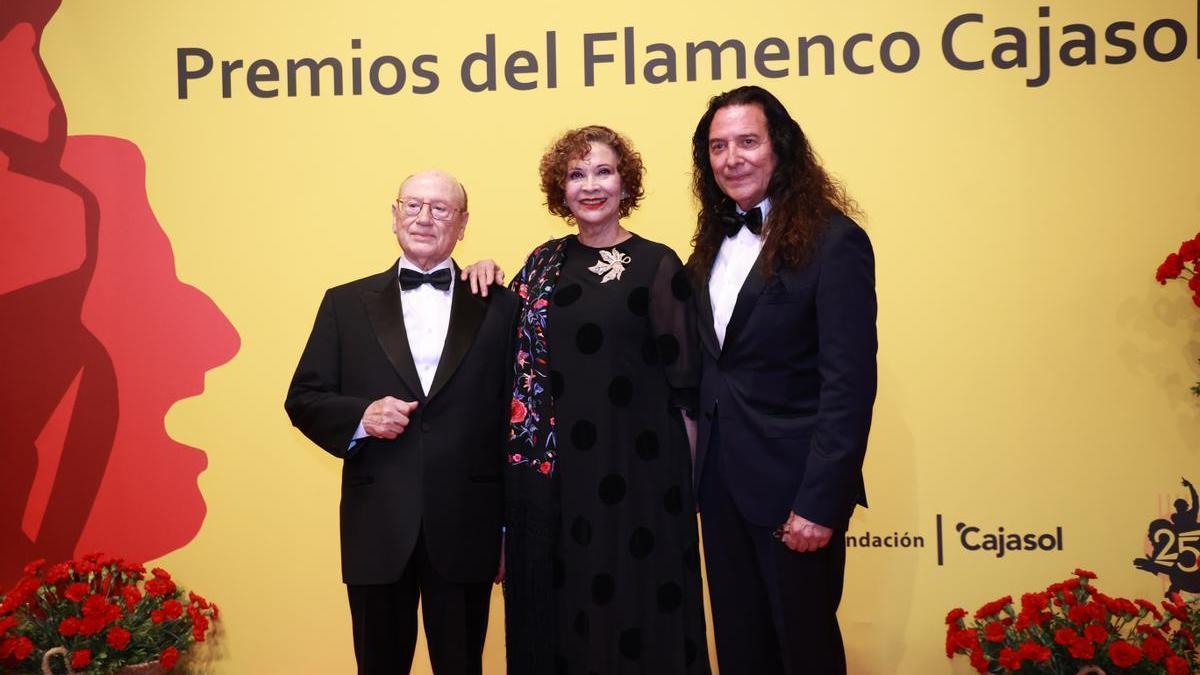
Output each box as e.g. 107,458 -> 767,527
539,125 -> 645,222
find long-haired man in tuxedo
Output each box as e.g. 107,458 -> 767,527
687,86 -> 877,674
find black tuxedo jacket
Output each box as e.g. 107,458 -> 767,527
285,261 -> 519,585
695,213 -> 877,530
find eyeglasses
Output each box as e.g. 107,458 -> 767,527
394,198 -> 461,221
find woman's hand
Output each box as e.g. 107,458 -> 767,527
461,260 -> 506,296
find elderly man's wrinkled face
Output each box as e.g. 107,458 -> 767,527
708,103 -> 777,211
392,171 -> 468,270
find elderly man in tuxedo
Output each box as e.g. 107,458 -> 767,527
286,170 -> 518,675
687,86 -> 878,674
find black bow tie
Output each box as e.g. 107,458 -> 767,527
721,206 -> 763,238
399,267 -> 452,291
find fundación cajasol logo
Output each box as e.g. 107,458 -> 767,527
1134,476 -> 1200,597
845,516 -> 1065,566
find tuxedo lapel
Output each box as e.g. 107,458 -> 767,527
427,264 -> 487,402
362,262 -> 425,401
720,251 -> 767,356
695,274 -> 721,359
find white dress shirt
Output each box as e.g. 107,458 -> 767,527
353,256 -> 454,443
398,256 -> 454,394
708,198 -> 771,348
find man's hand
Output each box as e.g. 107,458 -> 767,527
362,397 -> 418,439
779,512 -> 833,553
461,259 -> 505,297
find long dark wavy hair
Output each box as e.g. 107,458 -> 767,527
688,86 -> 859,280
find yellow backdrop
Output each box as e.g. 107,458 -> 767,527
32,0 -> 1200,672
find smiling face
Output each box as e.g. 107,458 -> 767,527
392,171 -> 468,271
563,142 -> 622,231
708,103 -> 778,211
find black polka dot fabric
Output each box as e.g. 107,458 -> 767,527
535,234 -> 709,673
576,323 -> 603,354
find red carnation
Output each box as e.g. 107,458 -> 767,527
1068,636 -> 1095,660
1020,592 -> 1049,612
1142,634 -> 1170,663
123,585 -> 142,610
1162,599 -> 1188,622
983,621 -> 1006,643
161,646 -> 180,670
510,399 -> 527,424
997,647 -> 1021,671
79,615 -> 106,637
188,591 -> 210,609
1067,603 -> 1090,625
1166,655 -> 1191,675
951,628 -> 978,652
44,563 -> 71,584
43,562 -> 71,583
210,603 -> 220,620
1180,238 -> 1200,261
58,617 -> 81,636
120,561 -> 146,577
71,649 -> 92,669
1054,627 -> 1078,645
0,636 -> 34,660
945,608 -> 967,625
23,559 -> 45,576
0,616 -> 16,636
1072,568 -> 1096,580
973,595 -> 1012,619
163,599 -> 184,620
944,629 -> 961,658
1108,640 -> 1142,668
968,647 -> 989,674
82,594 -> 110,618
1158,253 -> 1184,284
145,578 -> 176,597
1017,641 -> 1050,663
1084,623 -> 1108,644
64,582 -> 89,602
151,609 -> 165,624
107,626 -> 132,650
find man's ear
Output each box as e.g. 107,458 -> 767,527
458,212 -> 469,240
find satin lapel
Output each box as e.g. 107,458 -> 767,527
362,263 -> 425,401
695,274 -> 721,359
426,264 -> 487,402
720,251 -> 767,357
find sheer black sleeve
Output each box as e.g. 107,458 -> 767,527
648,247 -> 699,416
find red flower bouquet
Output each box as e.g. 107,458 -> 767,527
945,570 -> 1197,674
1155,230 -> 1200,397
0,554 -> 218,674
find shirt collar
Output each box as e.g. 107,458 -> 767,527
397,256 -> 453,275
736,197 -> 772,222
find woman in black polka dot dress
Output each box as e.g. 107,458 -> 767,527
490,126 -> 711,674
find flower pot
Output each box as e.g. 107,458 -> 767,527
41,647 -> 164,675
117,661 -> 165,675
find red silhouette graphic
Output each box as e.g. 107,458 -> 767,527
0,0 -> 239,586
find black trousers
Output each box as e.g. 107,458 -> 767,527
346,531 -> 492,675
698,425 -> 847,675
